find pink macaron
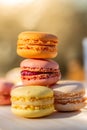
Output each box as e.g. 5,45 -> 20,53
20,59 -> 61,87
0,78 -> 14,105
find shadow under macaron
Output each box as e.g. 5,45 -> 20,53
43,110 -> 81,119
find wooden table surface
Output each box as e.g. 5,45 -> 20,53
0,106 -> 87,130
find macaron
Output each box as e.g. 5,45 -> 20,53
11,85 -> 54,118
6,67 -> 22,86
0,78 -> 14,105
20,59 -> 61,87
52,80 -> 86,112
17,31 -> 58,59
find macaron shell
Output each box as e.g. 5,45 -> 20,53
17,48 -> 57,59
53,80 -> 85,99
55,102 -> 86,112
11,86 -> 53,97
18,32 -> 58,43
21,73 -> 61,87
20,59 -> 59,70
6,67 -> 22,85
11,107 -> 54,118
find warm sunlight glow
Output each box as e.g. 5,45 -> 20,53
0,0 -> 34,6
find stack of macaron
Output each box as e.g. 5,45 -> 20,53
17,32 -> 61,87
11,31 -> 87,118
11,31 -> 61,118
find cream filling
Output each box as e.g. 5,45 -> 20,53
18,39 -> 57,45
12,104 -> 54,110
55,97 -> 85,105
11,96 -> 54,110
21,73 -> 59,80
12,98 -> 54,106
17,45 -> 57,52
54,91 -> 85,100
11,96 -> 53,101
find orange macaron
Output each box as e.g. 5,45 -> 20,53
17,31 -> 58,59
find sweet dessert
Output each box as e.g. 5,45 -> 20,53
0,78 -> 14,105
52,80 -> 86,111
17,32 -> 58,59
6,67 -> 22,85
11,85 -> 54,118
20,59 -> 61,86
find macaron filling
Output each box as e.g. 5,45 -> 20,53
18,44 -> 57,52
21,70 -> 58,76
18,39 -> 57,46
21,70 -> 60,80
11,96 -> 54,110
55,97 -> 85,105
12,104 -> 54,110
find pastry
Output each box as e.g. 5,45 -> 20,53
6,67 -> 22,85
11,85 -> 54,118
20,59 -> 61,87
0,78 -> 14,105
17,31 -> 58,59
52,80 -> 86,111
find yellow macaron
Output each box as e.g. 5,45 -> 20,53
11,86 -> 54,118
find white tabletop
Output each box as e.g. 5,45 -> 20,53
0,106 -> 87,130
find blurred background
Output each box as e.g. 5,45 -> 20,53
0,0 -> 87,81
